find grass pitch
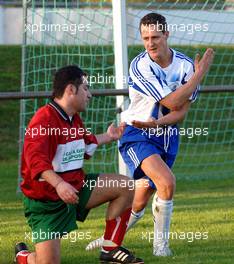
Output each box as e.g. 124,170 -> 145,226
0,161 -> 234,264
0,46 -> 233,263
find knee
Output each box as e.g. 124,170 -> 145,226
160,177 -> 176,199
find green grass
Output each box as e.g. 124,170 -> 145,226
0,45 -> 233,172
0,45 -> 234,263
0,161 -> 234,263
0,45 -> 234,162
0,46 -> 21,160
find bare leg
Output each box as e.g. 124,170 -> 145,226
85,174 -> 134,251
141,154 -> 175,256
141,154 -> 175,200
126,179 -> 155,231
27,239 -> 60,264
132,179 -> 155,213
85,174 -> 134,219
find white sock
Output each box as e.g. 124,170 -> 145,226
127,208 -> 145,231
152,194 -> 173,248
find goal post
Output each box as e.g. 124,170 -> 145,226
112,0 -> 129,176
17,0 -> 28,191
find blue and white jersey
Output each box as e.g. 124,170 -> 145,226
121,49 -> 200,125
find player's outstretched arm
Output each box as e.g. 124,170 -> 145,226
160,48 -> 214,110
95,122 -> 126,145
132,101 -> 190,129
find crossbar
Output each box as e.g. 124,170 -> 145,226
0,86 -> 234,100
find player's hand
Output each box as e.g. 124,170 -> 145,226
132,117 -> 158,128
106,122 -> 126,141
55,181 -> 79,204
194,48 -> 214,81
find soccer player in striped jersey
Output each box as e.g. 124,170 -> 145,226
85,12 -> 214,256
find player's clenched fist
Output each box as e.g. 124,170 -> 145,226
55,181 -> 79,204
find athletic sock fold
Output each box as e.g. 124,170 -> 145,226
127,208 -> 145,231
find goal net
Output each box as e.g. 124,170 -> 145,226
20,0 -> 234,183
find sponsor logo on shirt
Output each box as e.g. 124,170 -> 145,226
62,148 -> 85,164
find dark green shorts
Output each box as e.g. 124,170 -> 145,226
23,173 -> 99,243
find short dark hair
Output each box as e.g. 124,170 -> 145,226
52,65 -> 87,98
139,12 -> 167,33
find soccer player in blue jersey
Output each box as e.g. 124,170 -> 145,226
86,12 -> 214,256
